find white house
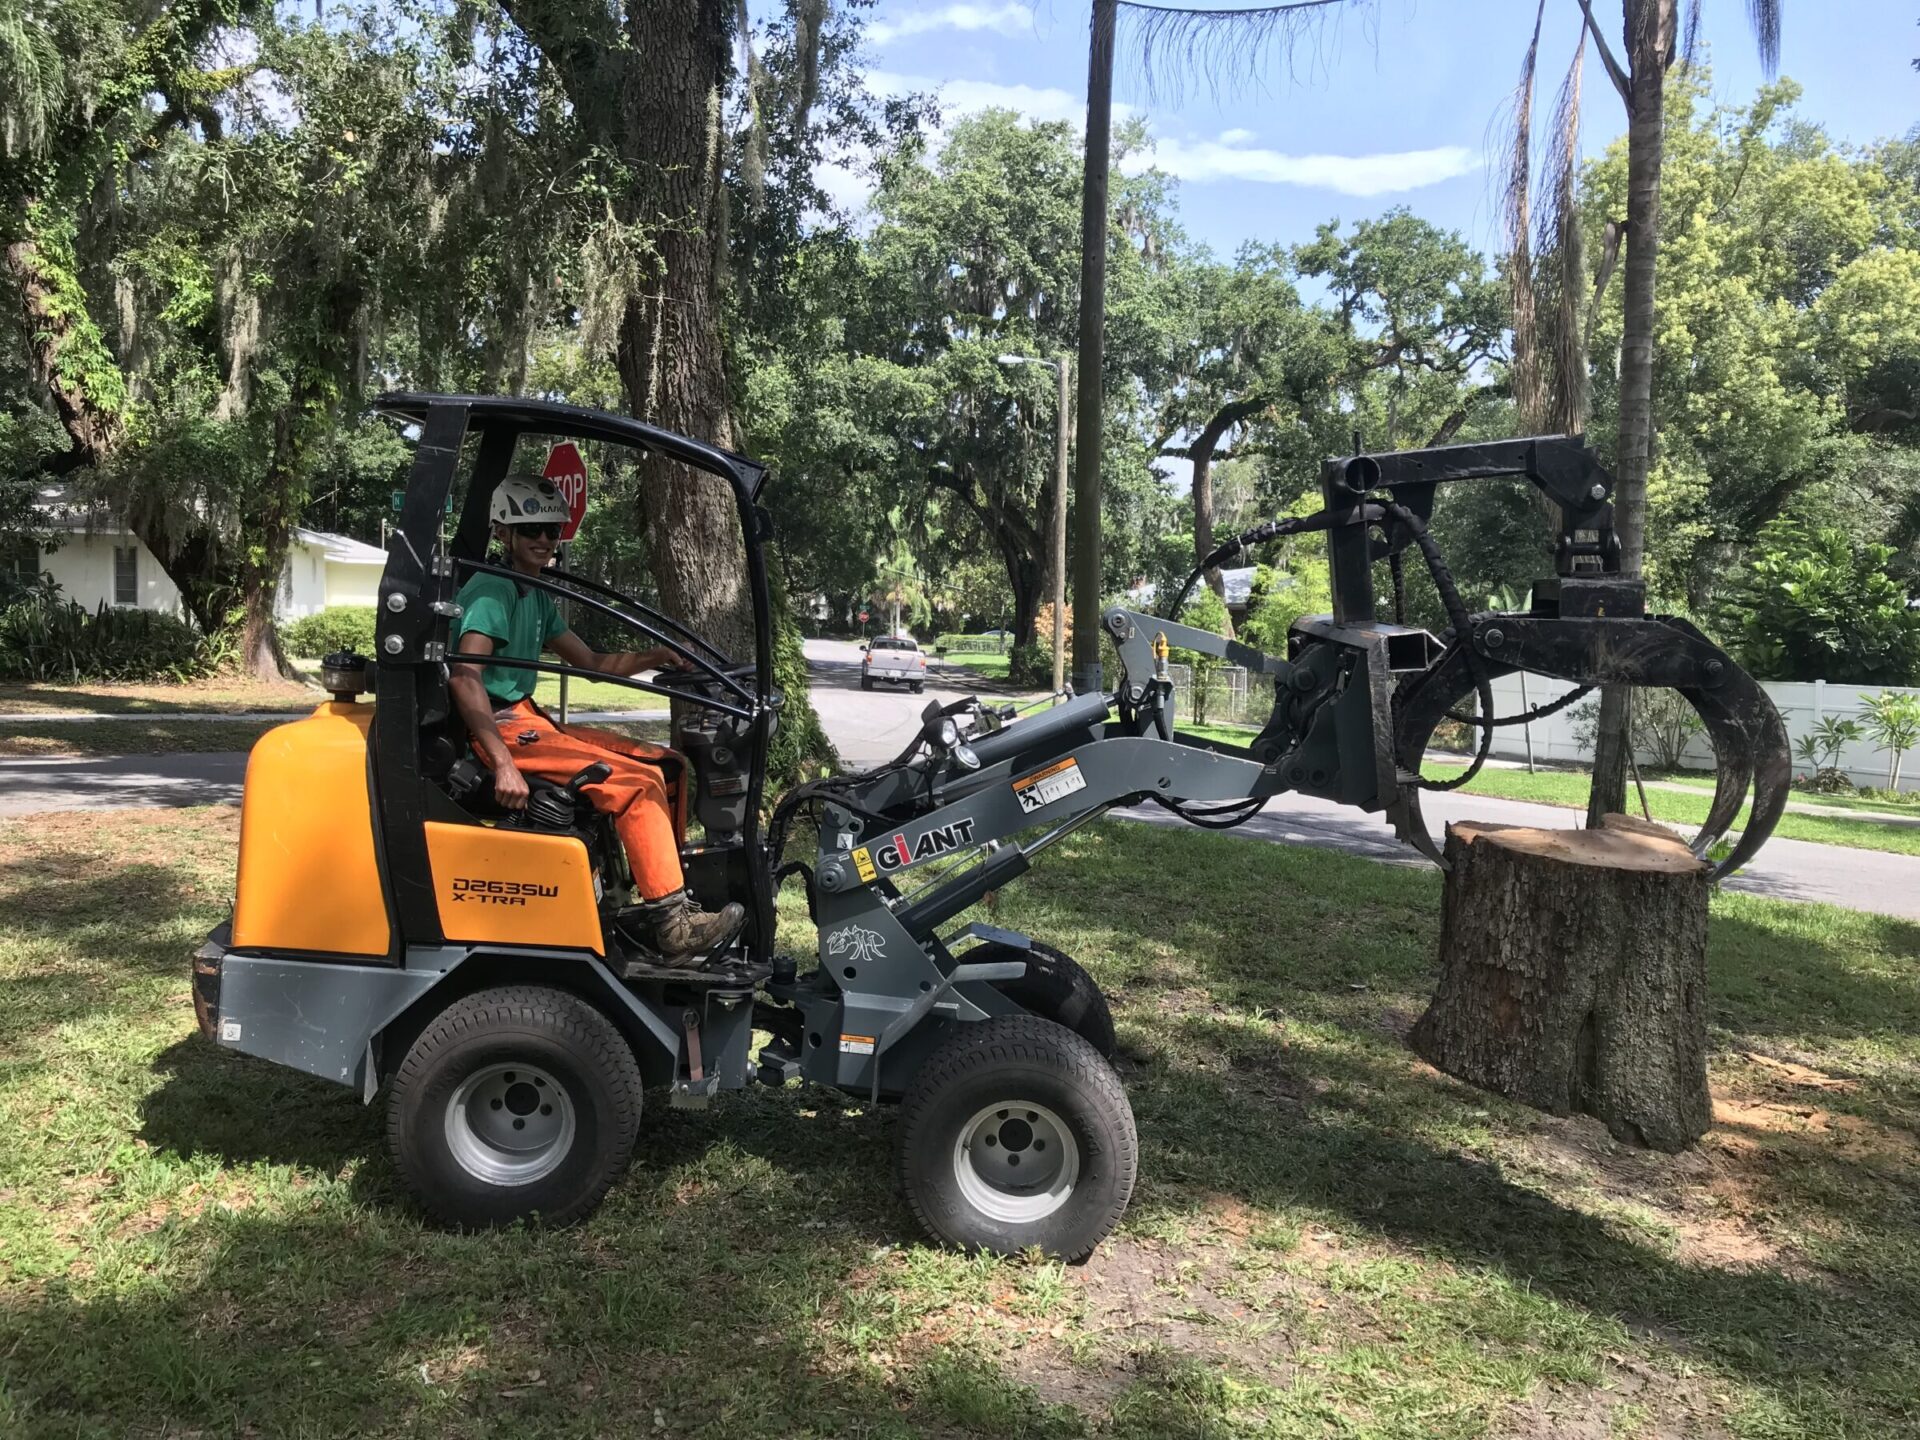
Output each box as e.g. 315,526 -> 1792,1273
24,488 -> 386,621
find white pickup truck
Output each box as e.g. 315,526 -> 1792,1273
860,635 -> 927,693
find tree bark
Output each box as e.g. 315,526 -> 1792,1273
1410,814 -> 1711,1152
1588,0 -> 1671,825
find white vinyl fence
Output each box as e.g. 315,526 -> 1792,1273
1168,665 -> 1920,792
1475,675 -> 1920,792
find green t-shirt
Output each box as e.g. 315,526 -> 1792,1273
454,572 -> 569,705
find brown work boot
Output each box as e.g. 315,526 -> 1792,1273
623,889 -> 747,968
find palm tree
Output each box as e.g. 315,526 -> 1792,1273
1579,0 -> 1781,822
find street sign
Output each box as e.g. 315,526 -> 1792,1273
392,490 -> 453,515
542,443 -> 590,541
858,609 -> 869,622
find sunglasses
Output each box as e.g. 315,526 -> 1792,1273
515,523 -> 564,541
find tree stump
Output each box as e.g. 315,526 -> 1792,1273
1408,814 -> 1712,1151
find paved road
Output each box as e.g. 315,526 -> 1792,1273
3,637 -> 1917,923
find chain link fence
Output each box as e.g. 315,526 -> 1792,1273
1165,663 -> 1267,728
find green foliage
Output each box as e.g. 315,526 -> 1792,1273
766,566 -> 837,786
1237,558 -> 1330,657
1718,519 -> 1920,684
1581,74 -> 1920,602
1861,690 -> 1920,789
0,586 -> 214,682
1172,587 -> 1231,726
1793,715 -> 1865,792
280,606 -> 377,659
1006,642 -> 1049,689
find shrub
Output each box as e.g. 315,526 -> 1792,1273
1570,689 -> 1708,771
1007,641 -> 1050,688
281,605 -> 378,658
1718,520 -> 1920,684
1862,690 -> 1920,789
0,587 -> 215,682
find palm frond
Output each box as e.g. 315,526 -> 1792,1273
1117,0 -> 1366,106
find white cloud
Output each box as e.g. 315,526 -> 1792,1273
1127,136 -> 1481,197
1217,127 -> 1257,146
866,3 -> 1035,47
864,70 -> 1113,128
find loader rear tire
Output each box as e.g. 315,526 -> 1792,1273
897,1014 -> 1135,1261
387,986 -> 641,1229
975,940 -> 1116,1058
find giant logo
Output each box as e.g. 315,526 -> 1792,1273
850,817 -> 977,881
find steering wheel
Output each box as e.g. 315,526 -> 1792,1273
652,662 -> 758,691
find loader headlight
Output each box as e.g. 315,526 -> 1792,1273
952,743 -> 981,771
937,717 -> 961,749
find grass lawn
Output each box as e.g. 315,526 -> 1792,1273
0,676 -> 322,717
0,719 -> 290,758
1421,761 -> 1920,857
937,651 -> 1013,679
4,809 -> 1919,1436
1660,770 -> 1920,815
1181,724 -> 1920,858
530,674 -> 672,712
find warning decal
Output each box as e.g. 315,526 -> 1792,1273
1012,756 -> 1087,814
839,1034 -> 877,1055
851,846 -> 877,882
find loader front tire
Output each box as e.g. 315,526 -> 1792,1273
897,1014 -> 1136,1261
387,986 -> 641,1229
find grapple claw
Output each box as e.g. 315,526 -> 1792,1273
1390,613 -> 1790,881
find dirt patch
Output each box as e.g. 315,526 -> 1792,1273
1500,1356 -> 1735,1439
1519,1111 -> 1793,1274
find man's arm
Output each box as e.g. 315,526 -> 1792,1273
450,631 -> 529,809
549,631 -> 691,678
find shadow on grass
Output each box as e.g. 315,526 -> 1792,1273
1125,1013 -> 1919,1433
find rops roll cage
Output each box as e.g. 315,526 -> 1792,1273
367,392 -> 782,949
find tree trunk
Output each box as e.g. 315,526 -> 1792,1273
1589,0 -> 1671,825
236,408 -> 303,680
1410,814 -> 1711,1151
611,0 -> 756,658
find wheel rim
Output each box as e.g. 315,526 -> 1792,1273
444,1062 -> 577,1186
952,1100 -> 1080,1224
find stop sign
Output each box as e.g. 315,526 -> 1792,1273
541,443 -> 590,541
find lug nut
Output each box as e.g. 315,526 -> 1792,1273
1482,627 -> 1505,650
382,634 -> 404,655
1589,483 -> 1607,500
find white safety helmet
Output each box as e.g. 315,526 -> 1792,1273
490,474 -> 570,528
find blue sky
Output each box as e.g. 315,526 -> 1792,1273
838,0 -> 1919,260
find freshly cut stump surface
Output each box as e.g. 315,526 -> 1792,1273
1409,814 -> 1712,1152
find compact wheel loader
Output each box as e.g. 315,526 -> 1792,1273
194,393 -> 1790,1259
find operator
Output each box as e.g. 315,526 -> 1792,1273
448,475 -> 747,967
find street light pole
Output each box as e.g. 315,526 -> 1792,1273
998,353 -> 1073,695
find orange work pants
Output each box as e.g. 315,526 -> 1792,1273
485,699 -> 688,899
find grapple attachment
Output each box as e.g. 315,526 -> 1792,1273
1388,609 -> 1791,880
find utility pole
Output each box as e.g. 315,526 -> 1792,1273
1072,0 -> 1117,697
999,352 -> 1074,694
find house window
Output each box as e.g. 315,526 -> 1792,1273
114,545 -> 138,605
